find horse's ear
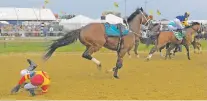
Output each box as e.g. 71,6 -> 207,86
140,7 -> 143,12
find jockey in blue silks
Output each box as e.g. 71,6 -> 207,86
168,12 -> 190,31
168,12 -> 190,52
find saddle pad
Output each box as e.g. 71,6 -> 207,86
104,23 -> 129,37
174,31 -> 185,40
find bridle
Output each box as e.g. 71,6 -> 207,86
126,10 -> 150,36
191,24 -> 201,33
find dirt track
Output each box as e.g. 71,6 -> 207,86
0,52 -> 206,100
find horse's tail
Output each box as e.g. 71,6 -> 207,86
43,29 -> 81,61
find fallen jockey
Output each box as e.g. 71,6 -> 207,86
11,59 -> 50,96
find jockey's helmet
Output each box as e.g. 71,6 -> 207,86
20,69 -> 30,76
185,12 -> 190,17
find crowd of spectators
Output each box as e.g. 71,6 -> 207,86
0,22 -> 64,37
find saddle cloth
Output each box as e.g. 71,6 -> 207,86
173,31 -> 185,41
104,23 -> 129,37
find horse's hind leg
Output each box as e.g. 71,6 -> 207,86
172,44 -> 179,56
165,44 -> 176,60
159,45 -> 166,57
82,46 -> 102,70
146,43 -> 162,61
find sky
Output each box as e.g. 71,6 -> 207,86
0,0 -> 207,20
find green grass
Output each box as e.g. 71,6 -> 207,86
0,40 -> 206,54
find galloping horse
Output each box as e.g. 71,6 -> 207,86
172,23 -> 204,55
43,7 -> 149,79
146,22 -> 201,60
127,21 -> 161,58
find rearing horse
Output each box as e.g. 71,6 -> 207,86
146,22 -> 201,60
43,7 -> 149,79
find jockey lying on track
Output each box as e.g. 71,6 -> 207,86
11,59 -> 50,96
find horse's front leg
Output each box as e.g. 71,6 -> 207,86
133,40 -> 139,58
127,51 -> 131,58
113,57 -> 123,79
113,49 -> 127,79
184,44 -> 191,60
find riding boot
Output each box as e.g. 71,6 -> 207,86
177,29 -> 183,34
28,89 -> 36,96
27,59 -> 37,71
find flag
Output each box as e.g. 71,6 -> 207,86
157,10 -> 161,15
114,2 -> 119,8
149,10 -> 153,15
44,0 -> 49,4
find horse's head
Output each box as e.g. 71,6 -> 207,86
127,7 -> 149,25
191,22 -> 201,33
148,23 -> 161,32
139,7 -> 149,25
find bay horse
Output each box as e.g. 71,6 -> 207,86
146,22 -> 201,60
127,21 -> 161,58
172,23 -> 204,55
43,7 -> 149,79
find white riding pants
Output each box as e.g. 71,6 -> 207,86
168,25 -> 177,31
24,83 -> 38,90
173,18 -> 184,29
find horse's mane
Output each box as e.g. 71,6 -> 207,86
185,25 -> 191,29
192,22 -> 200,26
127,8 -> 141,23
153,23 -> 159,26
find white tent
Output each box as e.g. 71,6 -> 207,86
0,7 -> 56,21
60,15 -> 94,24
60,15 -> 95,31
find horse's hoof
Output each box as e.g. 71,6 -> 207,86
98,64 -> 102,67
136,55 -> 140,58
113,75 -> 119,79
97,64 -> 102,70
145,58 -> 150,62
128,55 -> 132,58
